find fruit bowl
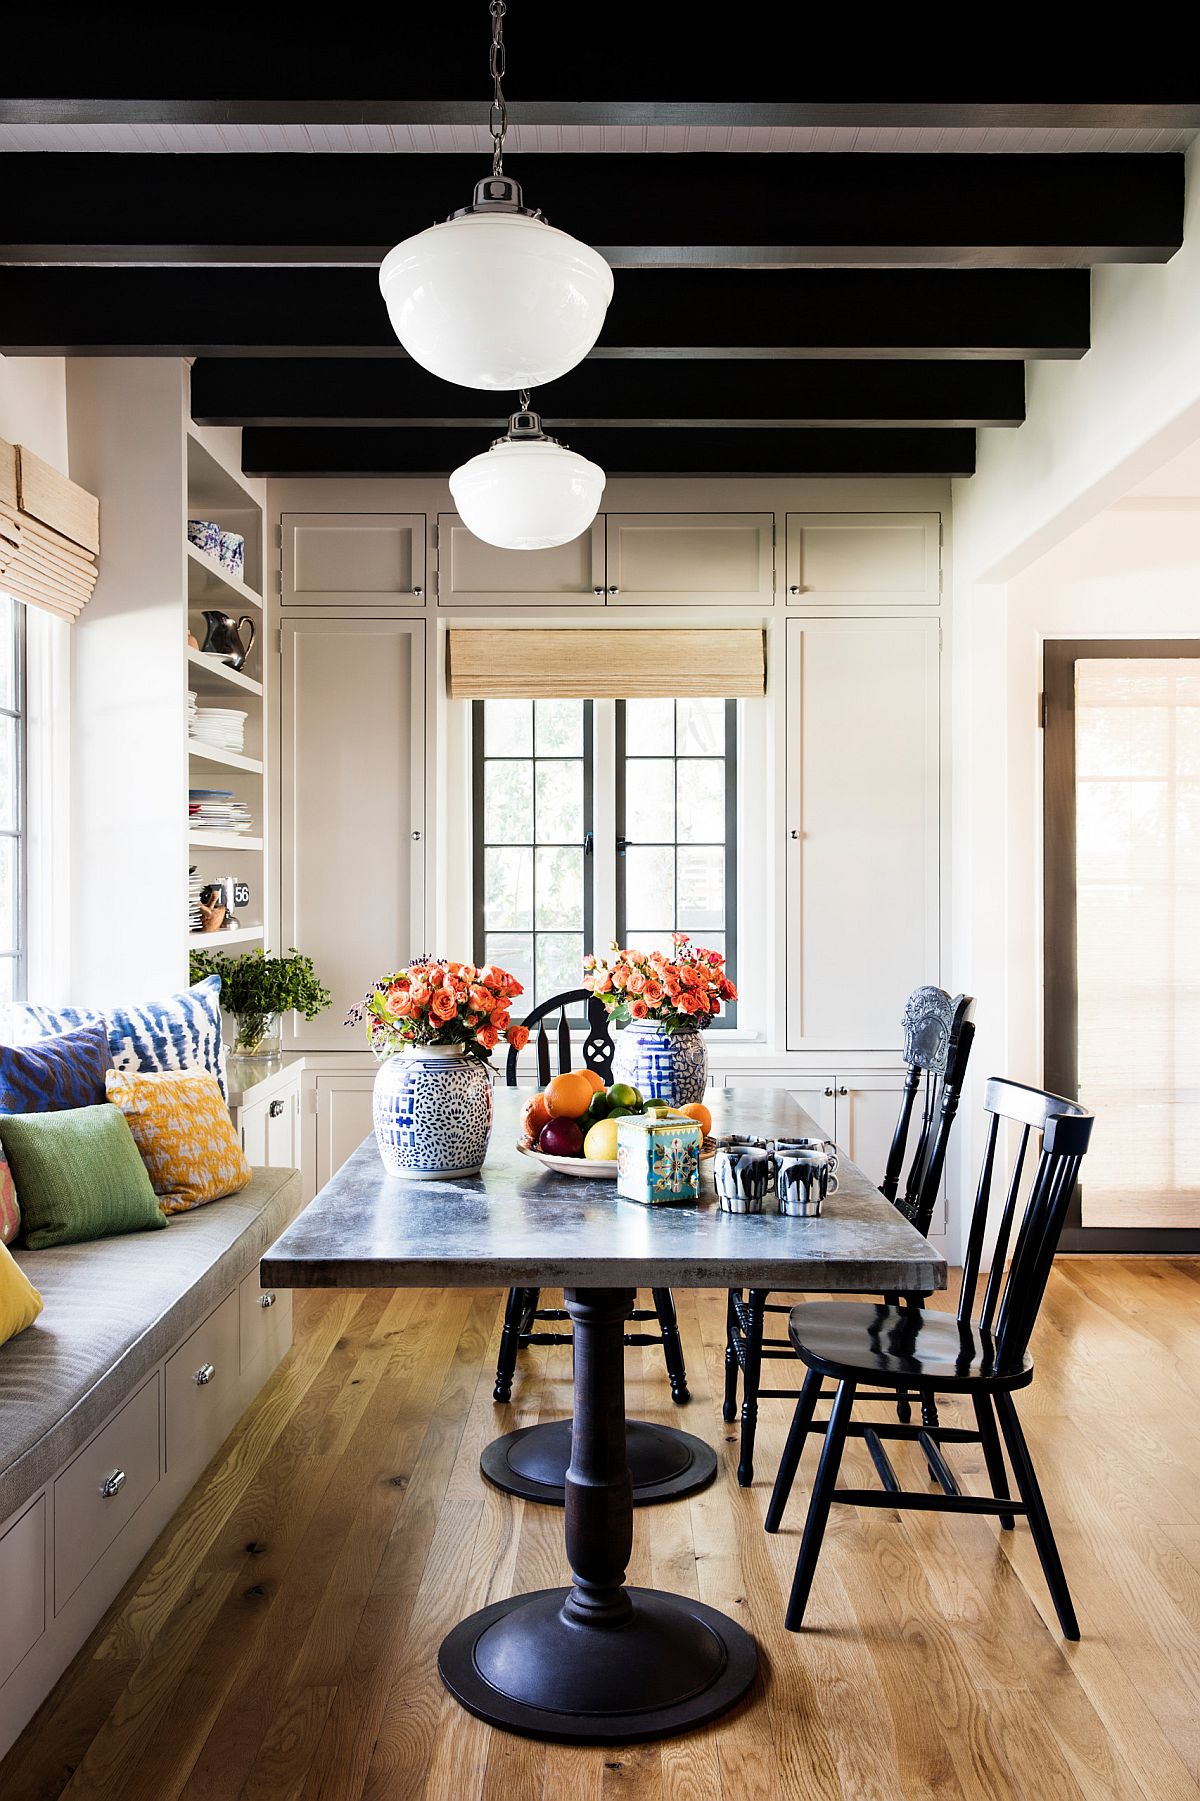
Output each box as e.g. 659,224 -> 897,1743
517,1144 -> 617,1179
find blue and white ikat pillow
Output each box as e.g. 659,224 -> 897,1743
2,976 -> 227,1099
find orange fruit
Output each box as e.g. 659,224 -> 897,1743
579,1068 -> 606,1095
545,1070 -> 594,1120
520,1092 -> 552,1146
678,1101 -> 712,1137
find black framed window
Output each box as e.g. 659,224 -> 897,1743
472,698 -> 594,1011
615,698 -> 737,1026
0,595 -> 25,1001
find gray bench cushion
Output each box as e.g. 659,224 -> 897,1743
0,1166 -> 302,1525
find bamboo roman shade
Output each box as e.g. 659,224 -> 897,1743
0,437 -> 100,622
447,628 -> 765,699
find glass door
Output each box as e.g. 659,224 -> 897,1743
1045,642 -> 1200,1249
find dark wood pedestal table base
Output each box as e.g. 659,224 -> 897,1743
444,1289 -> 752,1740
261,1087 -> 944,1745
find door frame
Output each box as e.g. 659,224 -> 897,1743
1044,638 -> 1200,1252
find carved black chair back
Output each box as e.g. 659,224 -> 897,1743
881,988 -> 976,1234
504,987 -> 615,1089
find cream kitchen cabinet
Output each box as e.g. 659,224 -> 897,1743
281,513 -> 426,607
280,618 -> 425,1051
312,1074 -> 378,1190
785,616 -> 940,1052
785,512 -> 940,609
233,1063 -> 302,1170
436,513 -> 605,606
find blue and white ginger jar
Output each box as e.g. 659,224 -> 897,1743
611,1019 -> 708,1107
373,1043 -> 493,1179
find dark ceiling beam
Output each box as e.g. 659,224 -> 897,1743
240,426 -> 977,479
0,154 -> 1182,268
0,269 -> 1091,361
191,357 -> 1025,429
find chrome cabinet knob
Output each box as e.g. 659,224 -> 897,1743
823,1086 -> 834,1097
607,585 -> 620,595
412,586 -> 423,598
789,584 -> 800,594
100,1469 -> 126,1499
839,1086 -> 848,1096
195,1362 -> 215,1386
259,1292 -> 277,1309
592,586 -> 605,596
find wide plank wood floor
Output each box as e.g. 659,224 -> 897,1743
4,1261 -> 1200,1801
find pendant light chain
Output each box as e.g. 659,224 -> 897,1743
489,1 -> 508,176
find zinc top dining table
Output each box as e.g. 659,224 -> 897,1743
262,1086 -> 945,1745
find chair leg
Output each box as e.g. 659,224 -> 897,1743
723,1290 -> 741,1423
784,1378 -> 857,1631
652,1287 -> 689,1405
737,1289 -> 769,1487
493,1286 -> 528,1403
994,1390 -> 1079,1639
765,1366 -> 823,1532
919,1389 -> 944,1482
973,1393 -> 1015,1530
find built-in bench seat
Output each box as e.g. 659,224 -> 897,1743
0,1166 -> 303,1760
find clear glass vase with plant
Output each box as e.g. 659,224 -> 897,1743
189,947 -> 331,1060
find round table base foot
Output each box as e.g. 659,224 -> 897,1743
480,1418 -> 717,1507
439,1586 -> 758,1744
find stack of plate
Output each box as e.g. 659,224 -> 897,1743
187,690 -> 199,734
191,706 -> 247,754
188,790 -> 254,835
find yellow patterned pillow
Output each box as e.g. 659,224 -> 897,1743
105,1068 -> 251,1214
0,1240 -> 42,1344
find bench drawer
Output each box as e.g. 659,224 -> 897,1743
53,1374 -> 160,1612
0,1497 -> 46,1684
165,1290 -> 241,1476
240,1267 -> 292,1375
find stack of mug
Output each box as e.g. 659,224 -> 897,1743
712,1136 -> 838,1217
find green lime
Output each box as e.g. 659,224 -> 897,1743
586,1091 -> 611,1121
607,1104 -> 631,1119
644,1097 -> 669,1114
607,1082 -> 641,1110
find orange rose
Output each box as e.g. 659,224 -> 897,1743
492,1009 -> 511,1031
409,983 -> 431,1008
628,998 -> 649,1019
506,1024 -> 530,1050
430,987 -> 458,1021
626,970 -> 647,995
468,984 -> 494,1015
476,1023 -> 500,1051
642,980 -> 664,1006
503,972 -> 523,997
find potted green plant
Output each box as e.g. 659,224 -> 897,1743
188,947 -> 331,1061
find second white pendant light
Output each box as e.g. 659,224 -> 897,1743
449,400 -> 605,551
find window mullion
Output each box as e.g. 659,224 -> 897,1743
594,700 -> 619,952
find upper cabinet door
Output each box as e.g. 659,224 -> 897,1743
280,618 -> 425,1050
436,513 -> 605,606
282,513 -> 427,607
785,617 -> 940,1052
785,513 -> 941,608
604,513 -> 774,606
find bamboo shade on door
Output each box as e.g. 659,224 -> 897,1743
0,437 -> 101,622
448,629 -> 765,699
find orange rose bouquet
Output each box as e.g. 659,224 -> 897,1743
583,933 -> 736,1033
347,958 -> 529,1063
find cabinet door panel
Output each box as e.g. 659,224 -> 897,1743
785,618 -> 939,1050
266,1084 -> 300,1169
239,1098 -> 268,1166
281,619 -> 425,1049
437,513 -> 604,605
838,1079 -> 946,1237
315,1076 -> 377,1186
785,513 -> 940,608
605,513 -> 774,606
282,513 -> 426,607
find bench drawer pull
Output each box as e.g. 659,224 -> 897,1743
100,1469 -> 127,1499
258,1292 -> 277,1309
195,1362 -> 216,1386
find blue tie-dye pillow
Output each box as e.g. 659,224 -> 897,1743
0,1022 -> 112,1114
2,976 -> 227,1099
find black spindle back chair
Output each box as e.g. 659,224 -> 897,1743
493,987 -> 689,1407
765,1078 -> 1093,1638
724,987 -> 975,1485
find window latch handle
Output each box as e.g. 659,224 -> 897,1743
616,836 -> 630,858
583,831 -> 593,857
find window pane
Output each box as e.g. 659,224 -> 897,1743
485,760 -> 533,842
535,760 -> 583,843
676,758 -> 725,844
485,932 -> 533,1004
0,718 -> 15,831
0,838 -> 16,956
0,956 -> 14,1002
625,759 -> 674,842
484,846 -> 533,929
485,699 -> 532,756
676,697 -> 726,755
535,846 -> 584,929
0,596 -> 13,712
625,845 -> 674,928
623,930 -> 675,959
536,933 -> 583,1006
677,847 -> 725,930
625,699 -> 674,754
535,698 -> 583,755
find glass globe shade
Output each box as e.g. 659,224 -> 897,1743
448,438 -> 606,552
379,211 -> 614,391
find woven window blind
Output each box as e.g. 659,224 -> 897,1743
0,438 -> 100,622
447,628 -> 765,699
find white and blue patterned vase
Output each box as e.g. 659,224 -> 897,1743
611,1020 -> 708,1107
373,1043 -> 493,1180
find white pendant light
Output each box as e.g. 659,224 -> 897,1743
379,2 -> 613,391
449,400 -> 605,551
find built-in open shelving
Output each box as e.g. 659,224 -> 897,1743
188,925 -> 265,951
185,541 -> 264,613
188,830 -> 264,852
187,648 -> 263,698
188,742 -> 264,775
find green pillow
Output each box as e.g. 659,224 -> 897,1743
0,1105 -> 168,1249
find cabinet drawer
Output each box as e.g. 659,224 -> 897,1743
53,1375 -> 160,1612
240,1266 -> 292,1375
165,1291 -> 241,1475
0,1497 -> 46,1684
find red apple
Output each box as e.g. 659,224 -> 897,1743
539,1118 -> 584,1158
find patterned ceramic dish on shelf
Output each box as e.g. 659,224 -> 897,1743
516,1138 -> 717,1182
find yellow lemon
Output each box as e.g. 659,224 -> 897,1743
583,1117 -> 621,1161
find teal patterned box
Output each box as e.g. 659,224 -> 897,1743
616,1115 -> 702,1205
